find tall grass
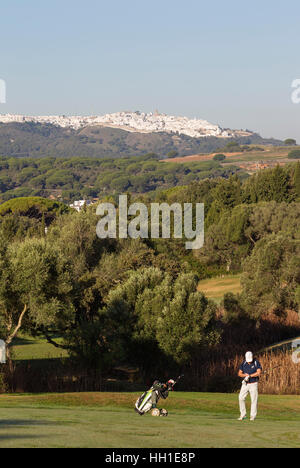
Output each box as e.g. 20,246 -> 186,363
2,312 -> 299,395
259,352 -> 300,395
188,351 -> 300,394
1,350 -> 299,395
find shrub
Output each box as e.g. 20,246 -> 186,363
284,139 -> 297,146
213,154 -> 226,161
288,149 -> 300,159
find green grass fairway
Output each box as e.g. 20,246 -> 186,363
198,275 -> 241,304
0,392 -> 299,448
11,334 -> 69,361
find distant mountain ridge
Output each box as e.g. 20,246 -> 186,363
0,111 -> 283,159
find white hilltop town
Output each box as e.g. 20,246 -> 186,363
0,111 -> 252,139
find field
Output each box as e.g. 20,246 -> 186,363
163,146 -> 289,162
0,392 -> 299,448
198,275 -> 241,303
162,145 -> 299,173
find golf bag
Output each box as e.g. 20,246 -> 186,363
134,375 -> 183,416
134,389 -> 154,415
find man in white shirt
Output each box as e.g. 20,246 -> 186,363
238,351 -> 262,421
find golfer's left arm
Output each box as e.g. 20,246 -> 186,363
251,368 -> 262,379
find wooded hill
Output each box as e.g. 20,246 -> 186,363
0,153 -> 244,203
0,121 -> 283,159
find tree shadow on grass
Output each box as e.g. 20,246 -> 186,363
0,434 -> 47,442
0,419 -> 57,427
0,419 -> 57,443
13,337 -> 36,346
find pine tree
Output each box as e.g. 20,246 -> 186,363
293,162 -> 300,199
271,165 -> 289,202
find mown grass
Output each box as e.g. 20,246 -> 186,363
198,274 -> 241,304
11,334 -> 68,361
0,392 -> 299,448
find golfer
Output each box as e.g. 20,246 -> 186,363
238,351 -> 262,421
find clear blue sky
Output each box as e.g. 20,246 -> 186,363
1,0 -> 300,141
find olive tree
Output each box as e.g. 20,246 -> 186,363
105,268 -> 220,368
0,237 -> 74,370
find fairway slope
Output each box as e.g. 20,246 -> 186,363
0,392 -> 299,448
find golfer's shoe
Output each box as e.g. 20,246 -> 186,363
237,416 -> 247,421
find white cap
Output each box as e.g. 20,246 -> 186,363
245,351 -> 253,363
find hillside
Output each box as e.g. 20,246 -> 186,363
0,119 -> 283,159
0,153 -> 244,203
0,144 -> 299,203
163,145 -> 300,174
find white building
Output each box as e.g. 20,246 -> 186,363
0,340 -> 6,364
0,111 -> 252,139
69,200 -> 92,212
